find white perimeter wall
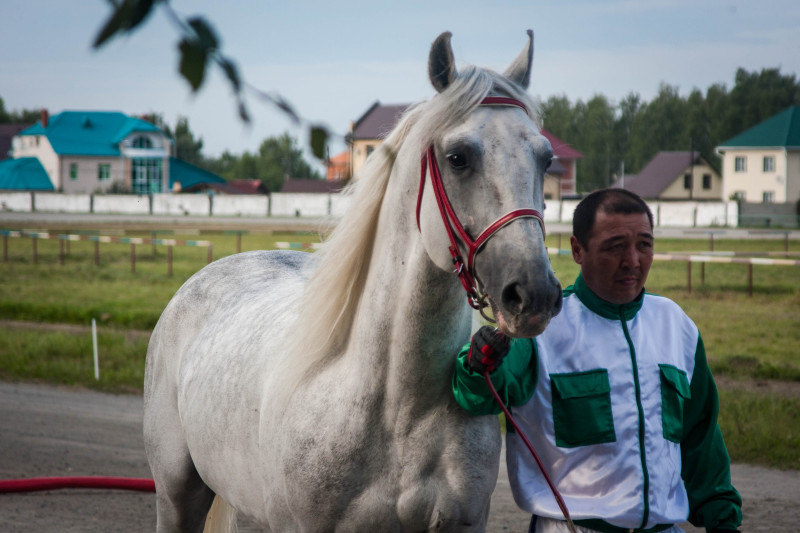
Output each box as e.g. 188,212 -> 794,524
0,192 -> 739,227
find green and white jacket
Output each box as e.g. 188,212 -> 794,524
452,274 -> 742,533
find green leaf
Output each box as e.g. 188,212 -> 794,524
178,38 -> 208,92
218,57 -> 241,92
187,17 -> 219,52
93,0 -> 156,48
309,126 -> 328,160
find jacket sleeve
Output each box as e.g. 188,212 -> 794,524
451,337 -> 538,416
681,335 -> 742,532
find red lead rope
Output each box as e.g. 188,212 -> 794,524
0,476 -> 155,493
483,372 -> 577,533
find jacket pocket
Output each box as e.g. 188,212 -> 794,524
550,369 -> 616,448
659,364 -> 691,443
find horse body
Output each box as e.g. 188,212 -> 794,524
144,30 -> 561,532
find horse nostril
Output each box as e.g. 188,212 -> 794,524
501,282 -> 526,315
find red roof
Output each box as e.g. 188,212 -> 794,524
540,129 -> 583,160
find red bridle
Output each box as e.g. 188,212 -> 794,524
415,96 -> 546,313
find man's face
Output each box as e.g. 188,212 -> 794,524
570,211 -> 654,305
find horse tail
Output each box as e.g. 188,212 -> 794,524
203,495 -> 237,533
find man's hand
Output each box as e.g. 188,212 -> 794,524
467,326 -> 510,374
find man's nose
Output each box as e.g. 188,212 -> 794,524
621,245 -> 639,268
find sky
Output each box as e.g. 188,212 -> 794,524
2,0 -> 799,171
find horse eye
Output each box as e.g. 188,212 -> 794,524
446,152 -> 468,170
544,158 -> 553,171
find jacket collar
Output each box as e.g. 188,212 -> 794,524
569,273 -> 644,321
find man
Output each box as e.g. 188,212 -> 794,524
452,189 -> 742,533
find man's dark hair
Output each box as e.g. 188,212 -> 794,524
572,188 -> 654,247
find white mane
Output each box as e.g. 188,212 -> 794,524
284,65 -> 541,381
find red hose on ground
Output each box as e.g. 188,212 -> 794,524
0,476 -> 155,494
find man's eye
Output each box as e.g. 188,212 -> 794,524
447,152 -> 468,170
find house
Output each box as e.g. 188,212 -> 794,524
326,151 -> 350,182
7,109 -> 225,194
716,105 -> 800,203
611,151 -> 723,200
347,102 -> 409,180
346,101 -> 583,198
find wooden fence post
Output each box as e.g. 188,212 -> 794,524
686,260 -> 691,293
33,236 -> 38,265
59,238 -> 65,266
3,234 -> 7,263
94,241 -> 100,266
748,264 -> 753,297
167,245 -> 173,276
130,243 -> 136,273
207,244 -> 213,264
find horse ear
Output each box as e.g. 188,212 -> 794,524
429,31 -> 457,93
503,29 -> 534,89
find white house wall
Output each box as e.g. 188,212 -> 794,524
721,148 -> 788,202
12,135 -> 60,189
787,151 -> 800,203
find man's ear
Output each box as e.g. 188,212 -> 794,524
570,235 -> 584,264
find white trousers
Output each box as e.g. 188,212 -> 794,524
533,517 -> 684,533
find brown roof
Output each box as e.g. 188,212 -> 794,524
0,124 -> 32,161
612,151 -> 700,198
281,179 -> 346,193
351,102 -> 410,140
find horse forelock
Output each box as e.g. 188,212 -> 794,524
279,64 -> 541,389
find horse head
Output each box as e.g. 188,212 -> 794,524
417,30 -> 562,338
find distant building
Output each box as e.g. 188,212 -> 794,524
346,101 -> 583,198
716,105 -> 800,203
611,151 -> 722,200
6,109 -> 225,193
326,151 -> 350,182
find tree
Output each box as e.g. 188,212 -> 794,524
170,116 -> 204,166
207,133 -> 321,192
0,97 -> 41,124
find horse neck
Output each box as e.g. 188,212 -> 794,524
346,163 -> 472,414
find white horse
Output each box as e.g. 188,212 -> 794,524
144,30 -> 562,532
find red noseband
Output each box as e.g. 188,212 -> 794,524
415,96 -> 546,312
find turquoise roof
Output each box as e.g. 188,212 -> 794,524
0,157 -> 54,190
719,106 -> 800,149
169,157 -> 226,190
18,111 -> 162,156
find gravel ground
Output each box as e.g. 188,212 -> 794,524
1,381 -> 797,532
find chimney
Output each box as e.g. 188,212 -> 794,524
40,109 -> 49,128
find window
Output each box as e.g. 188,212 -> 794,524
69,163 -> 78,180
683,174 -> 691,189
763,156 -> 775,172
366,145 -> 375,156
762,191 -> 774,203
702,174 -> 711,190
734,156 -> 746,172
132,136 -> 153,149
98,164 -> 111,181
131,158 -> 163,194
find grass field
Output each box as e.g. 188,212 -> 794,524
1,229 -> 798,468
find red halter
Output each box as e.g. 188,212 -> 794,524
415,96 -> 546,312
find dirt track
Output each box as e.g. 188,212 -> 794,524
1,381 -> 797,532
